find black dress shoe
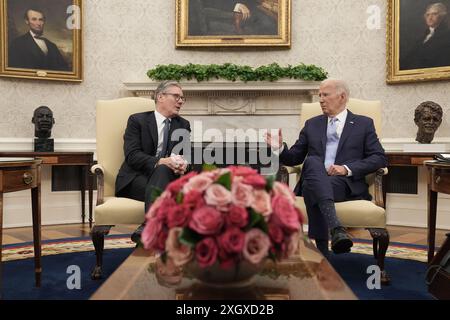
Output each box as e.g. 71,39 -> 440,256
131,223 -> 146,245
331,227 -> 353,254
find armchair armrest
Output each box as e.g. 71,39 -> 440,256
374,167 -> 388,209
276,165 -> 302,184
91,164 -> 105,206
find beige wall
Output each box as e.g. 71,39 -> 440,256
1,0 -> 449,140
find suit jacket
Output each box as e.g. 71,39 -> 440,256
280,110 -> 387,198
202,0 -> 257,12
115,111 -> 191,196
401,24 -> 450,70
8,32 -> 70,71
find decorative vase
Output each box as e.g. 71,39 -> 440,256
185,260 -> 264,288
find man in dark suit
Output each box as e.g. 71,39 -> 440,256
115,81 -> 191,242
8,8 -> 69,71
265,79 -> 387,257
401,2 -> 450,70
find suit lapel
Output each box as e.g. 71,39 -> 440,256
336,110 -> 356,156
147,112 -> 158,150
319,115 -> 328,156
168,117 -> 181,152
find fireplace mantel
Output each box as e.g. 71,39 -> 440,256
123,80 -> 320,116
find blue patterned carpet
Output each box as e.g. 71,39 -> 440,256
1,237 -> 434,300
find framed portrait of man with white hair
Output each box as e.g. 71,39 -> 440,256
387,0 -> 450,83
0,0 -> 82,82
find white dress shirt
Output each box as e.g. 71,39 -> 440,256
423,27 -> 435,43
30,31 -> 48,55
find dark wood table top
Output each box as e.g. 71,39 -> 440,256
91,238 -> 356,300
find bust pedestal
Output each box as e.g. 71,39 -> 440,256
34,138 -> 54,152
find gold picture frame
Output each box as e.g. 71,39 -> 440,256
176,0 -> 291,48
387,0 -> 450,84
0,0 -> 82,82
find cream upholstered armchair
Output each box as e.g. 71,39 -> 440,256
90,97 -> 155,279
279,98 -> 390,284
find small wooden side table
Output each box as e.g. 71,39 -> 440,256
0,158 -> 42,298
0,151 -> 94,227
425,161 -> 450,264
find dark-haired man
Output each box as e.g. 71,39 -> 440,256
9,8 -> 69,71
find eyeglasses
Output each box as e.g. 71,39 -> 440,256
162,92 -> 186,103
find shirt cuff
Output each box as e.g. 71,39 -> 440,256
344,165 -> 352,176
271,143 -> 284,156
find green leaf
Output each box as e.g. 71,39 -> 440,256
202,164 -> 217,171
179,228 -> 202,248
150,187 -> 163,203
216,171 -> 232,190
247,209 -> 263,230
176,192 -> 184,204
265,175 -> 276,191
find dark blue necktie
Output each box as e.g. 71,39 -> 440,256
160,118 -> 171,157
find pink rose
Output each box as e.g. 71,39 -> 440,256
195,237 -> 218,268
231,181 -> 254,208
251,189 -> 272,218
189,206 -> 224,235
229,166 -> 258,177
155,197 -> 177,222
242,174 -> 267,189
217,227 -> 245,254
182,174 -> 213,194
146,191 -> 171,219
183,190 -> 206,210
166,171 -> 197,194
268,223 -> 284,244
271,195 -> 301,232
225,205 -> 249,228
166,228 -> 193,267
243,229 -> 271,264
141,217 -> 162,250
272,182 -> 296,205
218,248 -> 236,270
204,184 -> 232,208
167,204 -> 190,228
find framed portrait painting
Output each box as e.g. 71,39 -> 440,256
176,0 -> 291,47
0,0 -> 82,82
387,0 -> 450,83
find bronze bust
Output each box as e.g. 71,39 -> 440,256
32,106 -> 55,151
414,101 -> 443,144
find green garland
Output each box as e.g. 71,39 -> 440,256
147,63 -> 328,82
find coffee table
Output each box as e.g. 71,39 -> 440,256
91,238 -> 356,300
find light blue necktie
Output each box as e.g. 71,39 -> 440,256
324,117 -> 339,169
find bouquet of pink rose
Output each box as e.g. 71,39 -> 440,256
141,165 -> 304,270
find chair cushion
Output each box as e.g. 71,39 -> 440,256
295,196 -> 386,229
94,197 -> 145,225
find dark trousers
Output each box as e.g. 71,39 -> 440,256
117,165 -> 177,213
301,156 -> 361,241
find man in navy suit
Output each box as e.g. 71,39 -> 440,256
115,81 -> 191,242
8,8 -> 69,71
265,79 -> 387,256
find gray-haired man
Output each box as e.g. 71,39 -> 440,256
115,81 -> 191,242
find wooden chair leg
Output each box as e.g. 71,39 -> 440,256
369,228 -> 391,285
90,225 -> 113,280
